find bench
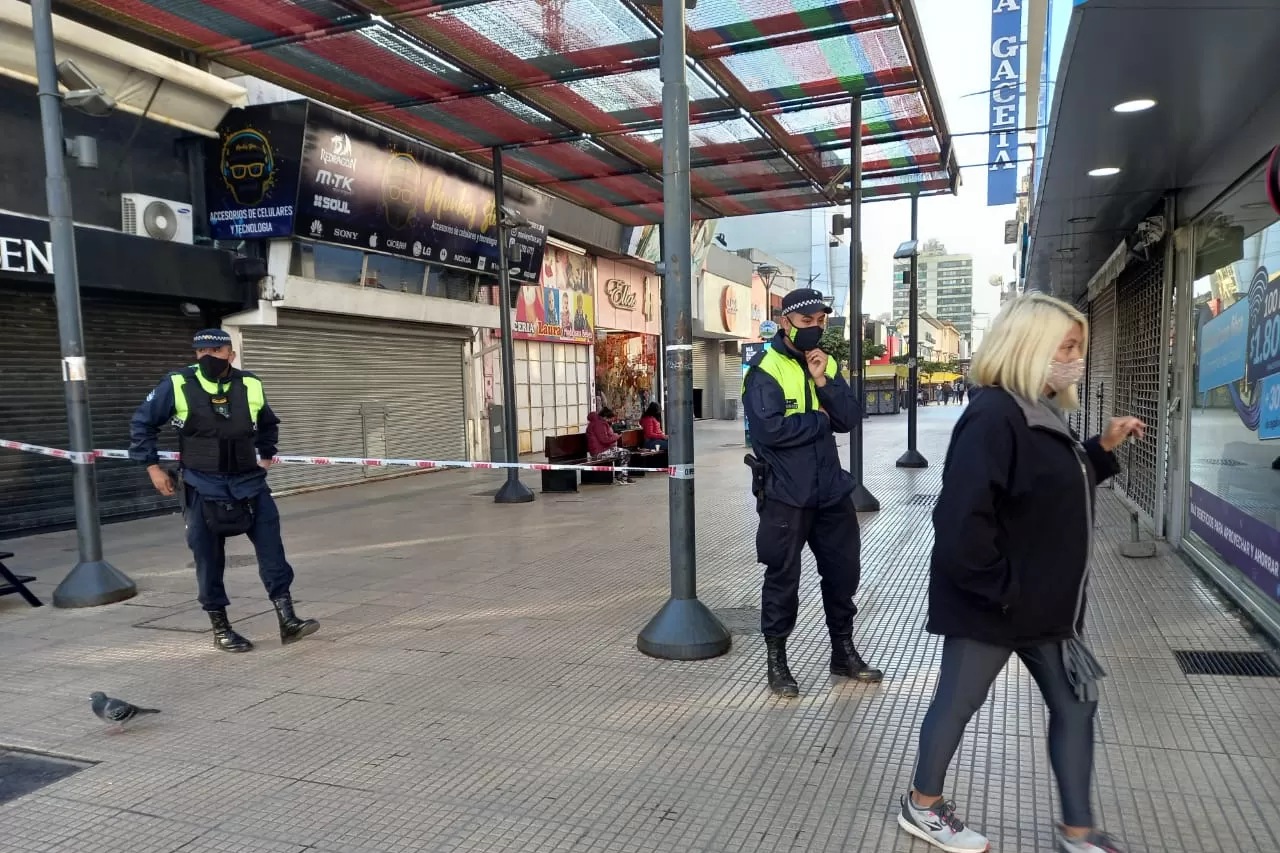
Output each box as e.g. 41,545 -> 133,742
542,433 -> 589,493
622,429 -> 670,473
0,552 -> 43,607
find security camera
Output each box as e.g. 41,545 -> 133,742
56,59 -> 115,117
499,205 -> 532,230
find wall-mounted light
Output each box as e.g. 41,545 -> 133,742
1088,167 -> 1121,178
1113,98 -> 1156,113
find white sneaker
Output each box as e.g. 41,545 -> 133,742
897,794 -> 990,853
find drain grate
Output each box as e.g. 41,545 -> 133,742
908,493 -> 939,506
1173,650 -> 1280,677
0,749 -> 94,805
712,607 -> 761,635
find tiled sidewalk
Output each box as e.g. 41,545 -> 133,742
0,408 -> 1276,853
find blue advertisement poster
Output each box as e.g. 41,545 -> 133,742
206,102 -> 307,240
987,0 -> 1023,206
741,342 -> 769,446
294,107 -> 549,282
1197,298 -> 1250,393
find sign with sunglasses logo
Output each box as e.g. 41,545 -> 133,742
206,101 -> 307,240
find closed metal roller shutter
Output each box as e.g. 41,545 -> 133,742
1086,281 -> 1117,443
0,286 -> 199,535
240,313 -> 467,494
1113,250 -> 1165,520
691,339 -> 709,390
722,342 -> 740,402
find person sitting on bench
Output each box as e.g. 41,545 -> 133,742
586,407 -> 633,484
640,402 -> 668,451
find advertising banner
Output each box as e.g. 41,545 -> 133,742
987,0 -> 1023,207
1196,265 -> 1280,434
741,341 -> 768,445
1197,297 -> 1250,393
514,246 -> 594,344
294,108 -> 549,281
207,102 -> 307,240
1190,484 -> 1280,603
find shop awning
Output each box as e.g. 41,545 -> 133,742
0,0 -> 246,137
59,0 -> 957,225
1026,1 -> 1280,302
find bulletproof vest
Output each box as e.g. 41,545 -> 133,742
171,367 -> 263,475
742,344 -> 838,416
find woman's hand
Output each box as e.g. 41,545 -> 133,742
1099,416 -> 1145,452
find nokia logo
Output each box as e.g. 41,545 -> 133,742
313,195 -> 351,215
315,169 -> 354,193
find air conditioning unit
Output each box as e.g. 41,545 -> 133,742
121,193 -> 194,244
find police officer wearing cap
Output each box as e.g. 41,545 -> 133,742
129,329 -> 318,653
742,289 -> 882,697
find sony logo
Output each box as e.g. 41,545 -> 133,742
0,237 -> 53,275
333,227 -> 359,240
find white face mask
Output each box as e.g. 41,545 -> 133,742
1046,358 -> 1085,393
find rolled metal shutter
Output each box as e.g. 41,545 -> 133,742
240,314 -> 466,493
691,339 -> 708,390
0,287 -> 199,535
1113,250 -> 1165,520
1086,281 -> 1117,443
722,342 -> 740,402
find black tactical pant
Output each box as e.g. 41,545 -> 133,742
756,496 -> 860,637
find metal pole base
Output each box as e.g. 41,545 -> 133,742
637,597 -> 732,660
895,449 -> 929,469
494,476 -> 535,504
52,559 -> 136,608
851,483 -> 881,512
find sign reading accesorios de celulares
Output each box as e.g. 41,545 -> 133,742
207,102 -> 549,281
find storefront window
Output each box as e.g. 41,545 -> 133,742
289,239 -> 489,302
291,240 -> 363,285
1187,166 -> 1280,604
364,252 -> 426,293
594,332 -> 657,422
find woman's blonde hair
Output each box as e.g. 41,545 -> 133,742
970,291 -> 1088,410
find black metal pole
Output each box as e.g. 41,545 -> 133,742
847,97 -> 879,511
491,146 -> 534,503
636,0 -> 730,660
32,0 -> 136,607
896,193 -> 928,468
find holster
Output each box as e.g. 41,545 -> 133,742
200,497 -> 255,537
743,453 -> 768,512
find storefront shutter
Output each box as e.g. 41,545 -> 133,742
1086,281 -> 1117,443
691,339 -> 709,389
1113,250 -> 1166,521
0,287 -> 200,535
722,342 -> 740,402
240,313 -> 467,494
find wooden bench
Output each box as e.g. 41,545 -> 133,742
0,552 -> 43,607
542,433 -> 588,493
621,429 -> 670,474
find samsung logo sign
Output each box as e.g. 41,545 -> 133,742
0,237 -> 53,275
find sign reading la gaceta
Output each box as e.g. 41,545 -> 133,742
987,0 -> 1023,207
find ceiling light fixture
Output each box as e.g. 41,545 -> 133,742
1089,167 -> 1121,178
1113,98 -> 1156,113
1242,201 -> 1271,210
1067,216 -> 1095,224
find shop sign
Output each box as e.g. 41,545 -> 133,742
604,277 -> 638,310
0,234 -> 52,277
515,245 -> 594,344
207,101 -> 306,239
987,0 -> 1023,207
721,286 -> 740,330
1190,485 -> 1280,603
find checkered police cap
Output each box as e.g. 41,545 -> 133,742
780,289 -> 832,316
192,329 -> 232,349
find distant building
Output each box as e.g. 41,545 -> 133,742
893,243 -> 974,340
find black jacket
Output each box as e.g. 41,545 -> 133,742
926,386 -> 1121,646
741,333 -> 860,509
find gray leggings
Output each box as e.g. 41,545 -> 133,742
912,636 -> 1098,827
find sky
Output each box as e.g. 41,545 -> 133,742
855,0 -> 1022,321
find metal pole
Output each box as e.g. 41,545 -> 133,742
491,146 -> 534,503
32,0 -> 136,607
847,97 -> 879,511
636,0 -> 730,660
896,193 -> 928,468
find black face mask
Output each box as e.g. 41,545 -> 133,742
198,355 -> 230,381
788,325 -> 824,352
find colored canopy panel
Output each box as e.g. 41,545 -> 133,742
62,0 -> 956,223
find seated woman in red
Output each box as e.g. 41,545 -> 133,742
639,402 -> 668,451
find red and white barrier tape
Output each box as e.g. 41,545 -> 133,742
1,439 -> 680,476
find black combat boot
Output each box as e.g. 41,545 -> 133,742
272,596 -> 320,645
208,609 -> 254,653
764,635 -> 799,698
830,634 -> 883,683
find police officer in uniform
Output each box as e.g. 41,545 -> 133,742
742,289 -> 882,697
129,329 -> 318,653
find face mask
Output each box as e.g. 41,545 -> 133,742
1046,358 -> 1085,393
198,354 -> 230,380
788,325 -> 824,352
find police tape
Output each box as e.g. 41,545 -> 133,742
0,439 -> 679,475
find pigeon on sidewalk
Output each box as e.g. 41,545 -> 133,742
89,692 -> 160,731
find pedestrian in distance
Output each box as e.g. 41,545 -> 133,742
898,293 -> 1143,853
129,329 -> 319,653
741,288 -> 882,698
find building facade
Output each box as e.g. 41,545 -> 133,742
893,249 -> 975,339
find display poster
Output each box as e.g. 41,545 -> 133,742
293,106 -> 549,281
206,102 -> 307,240
741,341 -> 769,446
625,220 -> 718,280
1190,484 -> 1280,603
1196,265 -> 1280,434
514,246 -> 594,344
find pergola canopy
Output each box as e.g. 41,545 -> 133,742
62,0 -> 957,225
